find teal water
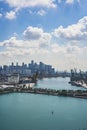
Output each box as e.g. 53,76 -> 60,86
0,78 -> 87,130
36,77 -> 86,90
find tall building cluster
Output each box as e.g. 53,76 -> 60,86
0,60 -> 56,77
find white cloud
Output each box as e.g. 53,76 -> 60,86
58,0 -> 80,4
0,26 -> 51,53
28,10 -> 34,15
23,26 -> 51,51
0,34 -> 51,66
0,35 -> 87,70
66,45 -> 81,54
4,0 -> 56,9
58,0 -> 61,3
49,43 -> 87,70
0,21 -> 87,70
66,0 -> 74,4
37,9 -> 46,16
23,26 -> 51,42
28,9 -> 46,16
5,10 -> 16,20
51,43 -> 81,55
0,37 -> 24,47
13,32 -> 18,37
23,26 -> 43,40
0,13 -> 2,18
53,16 -> 87,41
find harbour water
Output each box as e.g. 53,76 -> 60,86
36,77 -> 86,90
0,78 -> 87,130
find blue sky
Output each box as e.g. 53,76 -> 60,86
0,0 -> 87,70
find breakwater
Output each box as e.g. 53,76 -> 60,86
0,87 -> 87,99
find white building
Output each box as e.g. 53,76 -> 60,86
8,73 -> 19,84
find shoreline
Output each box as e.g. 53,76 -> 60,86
0,87 -> 87,99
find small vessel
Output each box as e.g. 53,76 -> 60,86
52,111 -> 54,115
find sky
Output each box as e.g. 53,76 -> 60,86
0,0 -> 87,71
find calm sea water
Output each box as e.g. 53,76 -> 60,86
0,78 -> 87,130
35,77 -> 86,90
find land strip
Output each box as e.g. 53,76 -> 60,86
0,87 -> 87,99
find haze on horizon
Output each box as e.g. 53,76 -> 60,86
0,0 -> 87,71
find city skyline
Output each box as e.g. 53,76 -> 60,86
0,60 -> 57,77
0,0 -> 87,70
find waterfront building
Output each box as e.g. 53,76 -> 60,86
8,73 -> 19,84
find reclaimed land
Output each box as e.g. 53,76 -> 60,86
0,87 -> 87,99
